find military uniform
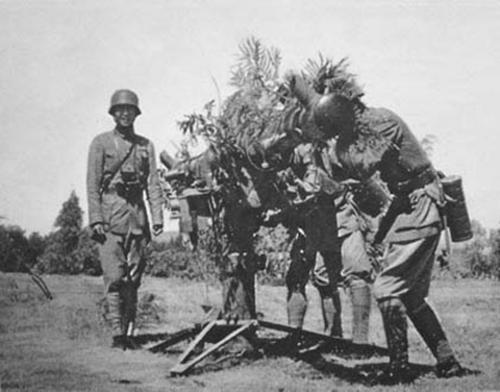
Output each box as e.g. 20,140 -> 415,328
334,105 -> 463,377
300,140 -> 375,343
87,127 -> 163,342
283,142 -> 343,335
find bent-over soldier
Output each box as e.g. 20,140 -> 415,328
309,91 -> 466,381
87,89 -> 164,349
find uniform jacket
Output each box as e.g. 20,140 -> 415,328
87,129 -> 164,237
292,141 -> 369,239
289,142 -> 342,254
336,107 -> 443,243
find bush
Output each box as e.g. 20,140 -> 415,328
0,225 -> 46,272
145,229 -> 217,281
36,229 -> 100,275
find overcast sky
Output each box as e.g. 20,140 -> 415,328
1,0 -> 499,234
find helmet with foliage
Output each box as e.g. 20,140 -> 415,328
108,89 -> 141,115
312,93 -> 355,138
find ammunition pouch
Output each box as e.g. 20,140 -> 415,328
120,167 -> 139,184
115,182 -> 143,200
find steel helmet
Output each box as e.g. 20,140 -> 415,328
108,89 -> 141,115
313,94 -> 354,138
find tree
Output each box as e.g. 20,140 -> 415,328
489,228 -> 500,279
459,219 -> 492,278
26,232 -> 46,268
54,190 -> 83,253
0,225 -> 30,272
36,191 -> 99,275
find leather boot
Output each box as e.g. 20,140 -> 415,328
107,292 -> 126,349
406,301 -> 465,377
377,298 -> 416,383
122,281 -> 138,336
350,280 -> 371,344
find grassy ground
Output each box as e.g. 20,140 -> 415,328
0,272 -> 499,391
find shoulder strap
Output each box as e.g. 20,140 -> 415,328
99,141 -> 136,196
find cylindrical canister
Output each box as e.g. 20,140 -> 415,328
441,175 -> 473,242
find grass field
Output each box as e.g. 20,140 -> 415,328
1,272 -> 499,391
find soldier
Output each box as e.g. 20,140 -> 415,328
309,90 -> 466,380
288,141 -> 376,343
278,141 -> 344,337
312,182 -> 376,344
87,89 -> 164,349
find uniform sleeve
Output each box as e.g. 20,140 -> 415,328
87,137 -> 104,226
338,110 -> 400,180
146,141 -> 164,227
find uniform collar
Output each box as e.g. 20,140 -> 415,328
113,128 -> 136,142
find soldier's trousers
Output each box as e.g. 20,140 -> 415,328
313,229 -> 373,341
313,229 -> 373,288
374,234 -> 457,367
98,232 -> 147,336
285,199 -> 341,331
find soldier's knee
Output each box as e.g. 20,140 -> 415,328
286,268 -> 306,294
378,296 -> 405,313
344,274 -> 371,290
312,263 -> 329,289
316,284 -> 338,298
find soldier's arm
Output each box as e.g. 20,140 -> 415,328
87,137 -> 104,227
341,110 -> 401,180
146,141 -> 164,230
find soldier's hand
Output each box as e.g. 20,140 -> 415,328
152,224 -> 163,237
92,223 -> 105,236
341,178 -> 361,190
262,209 -> 283,227
90,223 -> 106,243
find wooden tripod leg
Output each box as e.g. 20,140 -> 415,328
176,320 -> 217,364
148,328 -> 199,353
170,320 -> 256,376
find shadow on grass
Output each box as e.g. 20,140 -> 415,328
139,331 -> 480,385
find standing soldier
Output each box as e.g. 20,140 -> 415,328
279,141 -> 344,337
87,89 -> 164,349
307,89 -> 466,381
312,178 -> 377,345
288,140 -> 376,343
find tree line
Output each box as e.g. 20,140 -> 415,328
0,191 -> 499,280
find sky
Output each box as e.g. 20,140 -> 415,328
1,0 -> 499,234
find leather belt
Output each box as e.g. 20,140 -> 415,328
392,167 -> 437,195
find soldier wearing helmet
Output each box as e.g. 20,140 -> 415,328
87,89 -> 164,349
306,84 -> 466,380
